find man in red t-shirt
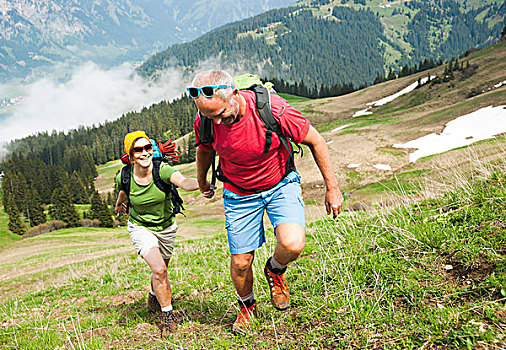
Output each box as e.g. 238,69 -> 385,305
190,69 -> 343,334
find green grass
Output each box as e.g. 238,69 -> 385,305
354,169 -> 431,198
0,161 -> 504,348
277,93 -> 312,105
377,147 -> 405,157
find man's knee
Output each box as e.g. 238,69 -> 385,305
151,264 -> 168,280
230,253 -> 254,273
280,236 -> 305,256
276,223 -> 305,256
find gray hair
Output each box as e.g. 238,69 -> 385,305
191,69 -> 235,101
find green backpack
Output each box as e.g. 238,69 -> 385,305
195,74 -> 301,193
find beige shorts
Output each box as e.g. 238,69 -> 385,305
127,221 -> 178,260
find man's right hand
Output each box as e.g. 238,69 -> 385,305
199,180 -> 215,199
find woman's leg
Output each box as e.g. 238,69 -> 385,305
143,247 -> 171,308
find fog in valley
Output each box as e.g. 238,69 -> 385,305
0,62 -> 184,146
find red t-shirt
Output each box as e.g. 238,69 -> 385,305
194,90 -> 310,195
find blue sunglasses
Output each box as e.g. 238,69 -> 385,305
187,85 -> 235,98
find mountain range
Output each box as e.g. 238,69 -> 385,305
0,0 -> 297,81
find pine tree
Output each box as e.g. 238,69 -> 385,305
69,171 -> 90,204
7,194 -> 26,235
50,185 -> 80,227
15,174 -> 30,217
90,191 -> 114,228
1,170 -> 14,210
107,192 -> 115,207
28,188 -> 46,227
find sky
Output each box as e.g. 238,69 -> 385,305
0,62 -> 184,146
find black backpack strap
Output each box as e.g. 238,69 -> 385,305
195,112 -> 214,147
152,159 -> 172,194
194,112 -> 217,191
210,149 -> 217,191
120,164 -> 131,195
120,164 -> 131,213
250,85 -> 279,154
152,159 -> 185,217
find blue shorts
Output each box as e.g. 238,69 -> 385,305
223,171 -> 305,255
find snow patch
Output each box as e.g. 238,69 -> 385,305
393,105 -> 506,162
347,163 -> 362,168
352,109 -> 372,118
351,76 -> 436,118
331,124 -> 351,132
494,80 -> 506,89
367,76 -> 436,107
373,164 -> 392,171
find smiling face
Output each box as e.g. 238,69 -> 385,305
130,137 -> 153,168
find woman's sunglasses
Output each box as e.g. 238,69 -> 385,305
132,143 -> 153,153
187,85 -> 235,99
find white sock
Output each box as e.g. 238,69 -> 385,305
270,255 -> 286,271
161,304 -> 173,312
238,291 -> 254,303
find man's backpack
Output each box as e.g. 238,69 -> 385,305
120,139 -> 185,227
195,75 -> 302,193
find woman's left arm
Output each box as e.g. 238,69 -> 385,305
170,171 -> 199,191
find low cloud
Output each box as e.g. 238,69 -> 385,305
0,62 -> 184,145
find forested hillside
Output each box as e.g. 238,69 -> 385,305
138,0 -> 505,88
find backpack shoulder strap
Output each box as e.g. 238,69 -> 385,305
152,159 -> 172,194
120,164 -> 131,196
195,112 -> 214,147
152,159 -> 185,217
250,85 -> 282,154
250,85 -> 295,157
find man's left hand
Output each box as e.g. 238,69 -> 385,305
325,188 -> 344,218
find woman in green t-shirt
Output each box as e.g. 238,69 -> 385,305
115,130 -> 201,338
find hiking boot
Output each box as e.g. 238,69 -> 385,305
161,310 -> 177,337
264,259 -> 290,311
147,292 -> 161,313
232,301 -> 256,335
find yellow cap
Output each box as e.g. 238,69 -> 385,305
124,130 -> 149,154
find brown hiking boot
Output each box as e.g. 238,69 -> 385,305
232,302 -> 256,335
147,293 -> 161,313
161,310 -> 177,337
264,260 -> 290,311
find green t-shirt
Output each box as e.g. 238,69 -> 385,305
116,163 -> 178,231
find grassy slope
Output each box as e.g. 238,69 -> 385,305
0,163 -> 504,349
